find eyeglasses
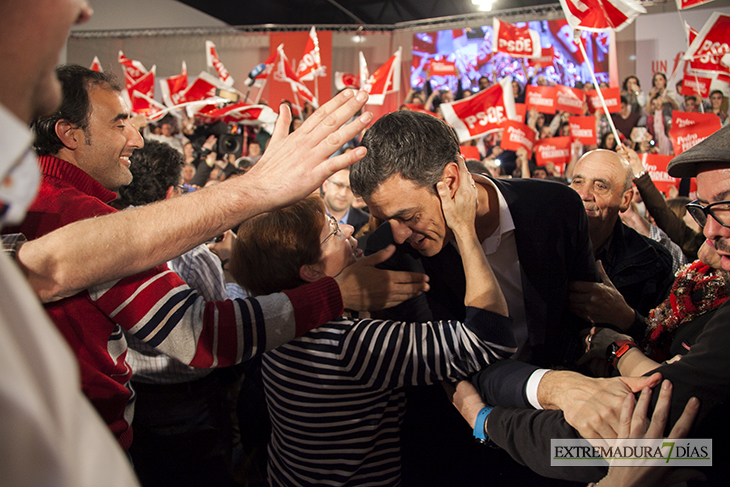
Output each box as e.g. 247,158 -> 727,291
320,215 -> 341,245
686,200 -> 730,229
327,179 -> 351,192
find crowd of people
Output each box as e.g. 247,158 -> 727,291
1,2 -> 730,487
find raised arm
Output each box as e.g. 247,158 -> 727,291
18,90 -> 372,302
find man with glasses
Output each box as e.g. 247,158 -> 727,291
322,168 -> 369,234
460,123 -> 730,485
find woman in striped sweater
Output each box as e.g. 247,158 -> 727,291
229,158 -> 516,486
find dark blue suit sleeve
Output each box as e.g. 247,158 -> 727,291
470,359 -> 539,408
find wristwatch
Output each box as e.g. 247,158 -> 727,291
606,340 -> 639,369
473,406 -> 493,444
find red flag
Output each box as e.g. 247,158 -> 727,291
568,116 -> 597,145
525,85 -> 557,114
427,59 -> 458,76
206,40 -> 234,87
334,72 -> 360,91
586,87 -> 621,113
362,47 -> 402,106
175,71 -> 224,105
118,51 -> 148,90
534,136 -> 572,167
275,44 -> 318,108
639,154 -> 678,197
296,27 -> 322,82
492,18 -> 541,58
500,120 -> 536,158
680,73 -> 712,98
525,47 -> 556,68
559,0 -> 646,32
160,61 -> 188,107
195,102 -> 278,126
676,0 -> 715,10
440,77 -> 516,143
126,67 -> 155,115
555,85 -> 586,115
669,122 -> 722,155
683,13 -> 730,77
90,56 -> 103,72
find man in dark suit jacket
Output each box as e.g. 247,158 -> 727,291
350,111 -> 655,485
321,167 -> 369,235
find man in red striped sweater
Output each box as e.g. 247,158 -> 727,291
12,64 -> 427,451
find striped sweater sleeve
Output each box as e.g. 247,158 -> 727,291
87,265 -> 342,368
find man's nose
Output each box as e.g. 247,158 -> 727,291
389,220 -> 413,244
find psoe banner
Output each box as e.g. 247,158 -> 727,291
586,88 -> 621,114
441,77 -> 516,142
534,136 -> 572,167
500,120 -> 536,158
556,85 -> 586,115
569,116 -> 597,145
669,121 -> 722,155
526,85 -> 557,114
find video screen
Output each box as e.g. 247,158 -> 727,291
411,19 -> 610,92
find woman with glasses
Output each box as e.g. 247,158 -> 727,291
228,160 -> 516,486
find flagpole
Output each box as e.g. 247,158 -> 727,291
576,33 -> 622,149
677,10 -> 706,114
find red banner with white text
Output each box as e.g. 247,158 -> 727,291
586,87 -> 621,114
500,120 -> 536,158
525,85 -> 557,114
569,116 -> 597,145
556,85 -> 586,114
534,136 -> 572,167
441,77 -> 516,142
493,18 -> 541,58
669,121 -> 721,155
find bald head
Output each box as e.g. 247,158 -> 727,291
570,150 -> 634,250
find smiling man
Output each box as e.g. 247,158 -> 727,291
321,167 -> 369,234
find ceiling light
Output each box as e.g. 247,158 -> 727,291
472,0 -> 495,12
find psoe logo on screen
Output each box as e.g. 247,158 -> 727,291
550,439 -> 712,467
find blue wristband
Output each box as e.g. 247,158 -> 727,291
473,406 -> 493,444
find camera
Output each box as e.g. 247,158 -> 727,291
217,123 -> 243,157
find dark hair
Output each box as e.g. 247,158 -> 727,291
600,131 -> 617,150
622,75 -> 640,92
350,111 -> 460,199
652,72 -> 667,87
710,90 -> 724,99
113,141 -> 184,208
531,165 -> 548,176
32,64 -> 121,156
620,95 -> 629,106
465,159 -> 489,174
229,195 -> 324,296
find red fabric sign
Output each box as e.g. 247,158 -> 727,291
500,120 -> 536,158
559,0 -> 646,33
534,136 -> 572,167
555,85 -> 586,115
671,111 -> 722,131
512,103 -> 527,122
525,85 -> 557,114
493,18 -> 541,58
586,87 -> 621,114
676,0 -> 716,11
568,116 -> 596,145
525,47 -> 556,68
669,122 -> 722,155
640,154 -> 678,197
460,145 -> 482,161
684,13 -> 730,77
681,73 -> 712,98
428,60 -> 458,76
441,78 -> 516,142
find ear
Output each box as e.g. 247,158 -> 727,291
55,120 -> 81,150
440,160 -> 461,199
299,263 -> 325,283
165,186 -> 176,200
619,187 -> 634,212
